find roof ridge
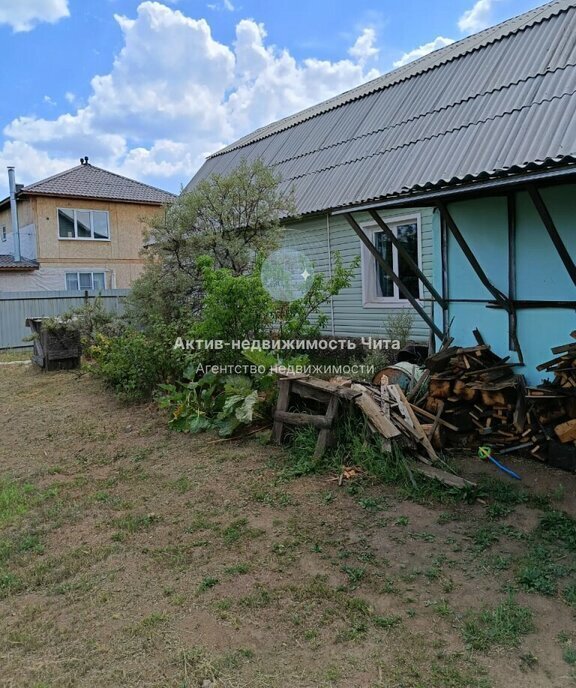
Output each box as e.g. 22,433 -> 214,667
209,0 -> 574,159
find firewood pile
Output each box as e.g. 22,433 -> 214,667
419,330 -> 576,470
271,367 -> 474,489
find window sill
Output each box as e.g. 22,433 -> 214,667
362,300 -> 421,309
58,237 -> 111,242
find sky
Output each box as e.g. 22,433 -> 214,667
0,0 -> 544,197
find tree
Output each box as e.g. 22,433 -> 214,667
127,158 -> 296,327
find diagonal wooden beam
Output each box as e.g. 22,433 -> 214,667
343,212 -> 443,339
527,185 -> 576,287
436,201 -> 510,310
367,209 -> 445,307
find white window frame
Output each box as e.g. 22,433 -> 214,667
360,213 -> 423,308
65,271 -> 107,291
57,208 -> 110,241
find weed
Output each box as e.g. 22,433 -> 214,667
0,531 -> 44,564
373,614 -> 402,629
172,476 -> 193,494
517,544 -> 571,596
537,511 -> 576,552
395,516 -> 410,526
563,584 -> 576,607
462,595 -> 534,651
239,585 -> 272,609
341,565 -> 366,590
222,518 -> 262,545
0,479 -> 35,526
225,562 -> 250,576
486,503 -> 514,520
111,512 -> 160,536
519,652 -> 539,671
128,612 -> 168,638
198,576 -> 219,593
564,647 -> 576,666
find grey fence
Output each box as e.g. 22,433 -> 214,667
0,289 -> 130,350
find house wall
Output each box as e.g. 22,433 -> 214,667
282,206 -> 435,341
1,195 -> 164,290
432,182 -> 576,384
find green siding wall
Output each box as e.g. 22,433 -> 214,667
282,207 -> 435,341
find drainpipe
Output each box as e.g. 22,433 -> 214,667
7,167 -> 21,262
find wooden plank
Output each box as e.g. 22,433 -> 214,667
409,404 -> 459,432
314,396 -> 339,459
350,385 -> 402,439
390,384 -> 438,463
411,463 -> 476,489
274,410 -> 333,429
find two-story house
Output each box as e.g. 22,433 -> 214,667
0,158 -> 175,291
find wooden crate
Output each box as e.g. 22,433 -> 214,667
26,318 -> 81,370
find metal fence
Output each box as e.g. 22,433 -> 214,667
0,289 -> 130,350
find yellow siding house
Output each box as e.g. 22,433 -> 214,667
0,158 -> 175,291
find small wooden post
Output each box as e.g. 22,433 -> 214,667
272,379 -> 291,444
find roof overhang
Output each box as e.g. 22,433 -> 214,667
332,164 -> 576,215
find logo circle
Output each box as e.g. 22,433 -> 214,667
260,248 -> 314,302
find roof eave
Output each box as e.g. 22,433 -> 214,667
331,163 -> 576,215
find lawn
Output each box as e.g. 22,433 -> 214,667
1,364 -> 575,687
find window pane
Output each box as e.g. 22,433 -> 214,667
76,211 -> 91,238
92,272 -> 105,290
58,209 -> 75,238
79,273 -> 93,289
92,212 -> 109,239
65,273 -> 79,290
396,223 -> 419,299
375,231 -> 394,298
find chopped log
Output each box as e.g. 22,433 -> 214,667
554,419 -> 576,444
429,378 -> 452,399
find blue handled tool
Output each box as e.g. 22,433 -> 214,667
478,446 -> 521,480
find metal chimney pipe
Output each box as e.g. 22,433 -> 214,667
7,167 -> 21,262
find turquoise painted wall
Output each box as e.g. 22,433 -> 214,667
282,207 -> 435,341
433,183 -> 576,384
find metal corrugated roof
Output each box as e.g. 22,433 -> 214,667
187,0 -> 576,214
18,163 -> 176,205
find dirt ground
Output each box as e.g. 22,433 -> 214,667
1,364 -> 575,688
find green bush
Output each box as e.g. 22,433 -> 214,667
87,322 -> 186,402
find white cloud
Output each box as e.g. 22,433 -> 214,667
393,36 -> 455,68
0,1 -> 380,196
348,28 -> 379,64
208,0 -> 235,11
0,0 -> 70,32
458,0 -> 494,34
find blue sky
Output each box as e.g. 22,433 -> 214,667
0,0 -> 543,196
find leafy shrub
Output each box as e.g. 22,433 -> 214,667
159,369 -> 263,437
87,321 -> 186,402
190,258 -> 274,364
